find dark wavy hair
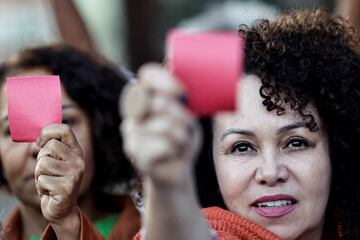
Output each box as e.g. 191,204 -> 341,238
195,9 -> 360,239
0,45 -> 135,199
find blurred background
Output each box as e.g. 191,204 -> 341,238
0,0 -> 336,71
0,0 -> 350,222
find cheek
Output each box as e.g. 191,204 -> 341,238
0,143 -> 30,186
72,123 -> 94,167
82,135 -> 95,181
292,146 -> 331,190
214,157 -> 254,206
301,155 -> 331,201
71,121 -> 95,193
288,148 -> 331,220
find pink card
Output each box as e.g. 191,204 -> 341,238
7,75 -> 62,142
166,30 -> 244,116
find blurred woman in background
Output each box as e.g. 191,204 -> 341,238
0,45 -> 140,240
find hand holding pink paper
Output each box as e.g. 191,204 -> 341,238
167,30 -> 244,116
7,75 -> 62,142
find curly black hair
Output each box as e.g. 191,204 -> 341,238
195,9 -> 360,239
0,45 -> 135,199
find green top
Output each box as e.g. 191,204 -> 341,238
30,213 -> 119,240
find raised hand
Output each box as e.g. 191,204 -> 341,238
121,63 -> 202,188
35,124 -> 84,239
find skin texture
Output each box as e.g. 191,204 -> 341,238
0,68 -> 95,239
212,75 -> 331,240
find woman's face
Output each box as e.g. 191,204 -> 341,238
0,68 -> 95,208
213,75 -> 331,240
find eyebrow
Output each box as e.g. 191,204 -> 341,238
62,104 -> 77,110
221,121 -> 307,140
276,122 -> 307,135
221,129 -> 255,140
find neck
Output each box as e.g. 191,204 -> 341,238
18,203 -> 47,240
77,191 -> 108,223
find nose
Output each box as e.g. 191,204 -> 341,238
255,153 -> 289,186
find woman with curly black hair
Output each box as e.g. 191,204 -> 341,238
0,45 -> 140,239
121,9 -> 360,240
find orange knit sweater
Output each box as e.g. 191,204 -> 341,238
133,207 -> 281,240
203,207 -> 280,240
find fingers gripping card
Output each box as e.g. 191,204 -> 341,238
166,30 -> 244,116
7,75 -> 62,142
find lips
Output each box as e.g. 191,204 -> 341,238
252,194 -> 297,218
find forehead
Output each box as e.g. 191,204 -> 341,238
214,75 -> 320,133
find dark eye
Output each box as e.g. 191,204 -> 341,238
62,117 -> 75,126
285,137 -> 309,150
1,126 -> 10,136
231,142 -> 255,154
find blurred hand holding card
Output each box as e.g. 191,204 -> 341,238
7,75 -> 62,142
166,30 -> 244,116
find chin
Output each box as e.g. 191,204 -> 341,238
264,215 -> 324,240
262,223 -> 302,240
267,225 -> 321,240
272,230 -> 299,240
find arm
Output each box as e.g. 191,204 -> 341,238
121,63 -> 213,240
41,209 -> 105,240
49,0 -> 95,55
336,0 -> 360,38
142,176 -> 211,240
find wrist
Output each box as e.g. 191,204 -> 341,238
143,174 -> 198,208
51,207 -> 81,240
144,168 -> 194,193
143,158 -> 195,189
